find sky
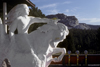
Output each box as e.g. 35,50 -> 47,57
30,0 -> 100,25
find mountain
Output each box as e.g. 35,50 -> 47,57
46,13 -> 100,30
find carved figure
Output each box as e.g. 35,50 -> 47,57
42,23 -> 69,67
7,4 -> 56,67
0,4 -> 69,67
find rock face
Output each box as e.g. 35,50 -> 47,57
46,13 -> 79,27
74,23 -> 91,30
46,13 -> 100,30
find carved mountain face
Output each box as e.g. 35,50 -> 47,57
46,13 -> 100,30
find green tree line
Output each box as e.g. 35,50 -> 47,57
58,28 -> 100,54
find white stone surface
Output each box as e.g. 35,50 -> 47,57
0,4 -> 69,67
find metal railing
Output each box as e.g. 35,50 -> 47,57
51,50 -> 100,66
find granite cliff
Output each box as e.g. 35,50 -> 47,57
46,13 -> 100,30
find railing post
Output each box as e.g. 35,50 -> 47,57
84,50 -> 88,66
68,51 -> 71,66
76,50 -> 79,66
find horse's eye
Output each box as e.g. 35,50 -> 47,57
60,32 -> 63,36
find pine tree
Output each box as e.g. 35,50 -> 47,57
28,6 -> 46,33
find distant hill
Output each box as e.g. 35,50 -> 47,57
88,24 -> 100,30
46,13 -> 100,30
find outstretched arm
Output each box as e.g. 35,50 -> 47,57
29,16 -> 58,25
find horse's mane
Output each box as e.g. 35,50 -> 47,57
37,24 -> 57,33
36,23 -> 69,34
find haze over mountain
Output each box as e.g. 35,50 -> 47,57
46,13 -> 100,30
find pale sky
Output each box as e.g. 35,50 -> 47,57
30,0 -> 100,25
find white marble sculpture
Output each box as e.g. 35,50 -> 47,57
0,4 -> 69,67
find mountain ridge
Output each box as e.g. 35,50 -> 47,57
46,13 -> 100,30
